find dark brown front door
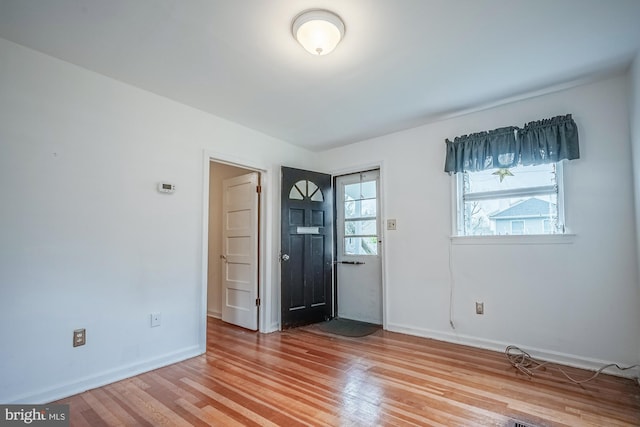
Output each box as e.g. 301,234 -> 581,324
280,167 -> 333,328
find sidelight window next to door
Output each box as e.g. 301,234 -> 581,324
341,172 -> 379,256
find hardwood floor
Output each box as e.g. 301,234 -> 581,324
55,318 -> 640,426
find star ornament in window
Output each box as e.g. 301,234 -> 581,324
492,168 -> 514,182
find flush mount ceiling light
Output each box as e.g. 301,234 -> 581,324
292,9 -> 345,56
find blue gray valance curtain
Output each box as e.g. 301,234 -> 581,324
444,114 -> 580,174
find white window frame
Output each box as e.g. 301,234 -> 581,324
451,162 -> 574,245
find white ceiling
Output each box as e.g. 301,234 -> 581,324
1,0 -> 640,151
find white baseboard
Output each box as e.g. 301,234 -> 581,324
386,322 -> 640,379
207,310 -> 221,319
257,322 -> 279,333
207,313 -> 278,333
8,345 -> 203,404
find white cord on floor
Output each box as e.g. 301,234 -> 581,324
505,345 -> 640,385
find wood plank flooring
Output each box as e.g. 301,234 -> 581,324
55,318 -> 640,426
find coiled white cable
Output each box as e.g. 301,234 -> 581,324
505,345 -> 640,385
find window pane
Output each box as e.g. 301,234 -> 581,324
289,186 -> 303,200
467,164 -> 556,194
345,200 -> 358,218
341,174 -> 379,255
345,219 -> 376,236
345,199 -> 377,219
464,194 -> 559,236
360,199 -> 376,217
344,183 -> 360,201
344,237 -> 378,255
307,181 -> 318,195
344,180 -> 377,200
310,188 -> 324,201
360,180 -> 376,199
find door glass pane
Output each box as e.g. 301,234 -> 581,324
345,219 -> 376,236
360,180 -> 376,199
310,188 -> 324,201
344,237 -> 378,255
344,200 -> 376,219
360,199 -> 376,217
345,192 -> 376,217
289,186 -> 303,200
290,179 -> 323,201
307,181 -> 318,195
344,183 -> 360,201
345,200 -> 358,218
340,172 -> 379,256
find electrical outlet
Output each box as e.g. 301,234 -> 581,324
73,328 -> 86,347
476,302 -> 484,315
387,219 -> 397,230
151,313 -> 161,327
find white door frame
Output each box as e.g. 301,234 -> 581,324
200,150 -> 272,353
330,161 -> 387,330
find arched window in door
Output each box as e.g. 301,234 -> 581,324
289,180 -> 324,202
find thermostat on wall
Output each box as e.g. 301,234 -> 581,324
158,182 -> 175,193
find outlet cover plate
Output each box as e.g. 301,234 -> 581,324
73,328 -> 86,347
151,313 -> 161,327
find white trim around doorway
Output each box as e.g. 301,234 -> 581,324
200,150 -> 274,353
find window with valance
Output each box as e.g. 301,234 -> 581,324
445,114 -> 580,237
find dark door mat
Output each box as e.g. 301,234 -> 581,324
314,318 -> 381,337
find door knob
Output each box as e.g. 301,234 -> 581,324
281,253 -> 290,261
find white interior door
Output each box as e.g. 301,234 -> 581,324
336,170 -> 382,324
221,172 -> 259,330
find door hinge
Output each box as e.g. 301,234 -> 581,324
256,298 -> 261,306
256,185 -> 262,193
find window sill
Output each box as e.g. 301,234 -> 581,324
450,234 -> 575,245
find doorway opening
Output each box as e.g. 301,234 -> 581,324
334,169 -> 383,325
279,166 -> 385,331
207,160 -> 261,331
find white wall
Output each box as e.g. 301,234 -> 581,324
318,74 -> 640,371
0,38 -> 313,403
207,162 -> 250,318
630,52 -> 640,363
3,33 -> 639,405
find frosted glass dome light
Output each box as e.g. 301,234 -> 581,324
292,9 -> 345,56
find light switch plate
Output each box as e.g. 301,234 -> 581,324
387,219 -> 397,230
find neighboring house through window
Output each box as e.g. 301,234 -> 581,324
490,197 -> 557,235
456,163 -> 563,236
